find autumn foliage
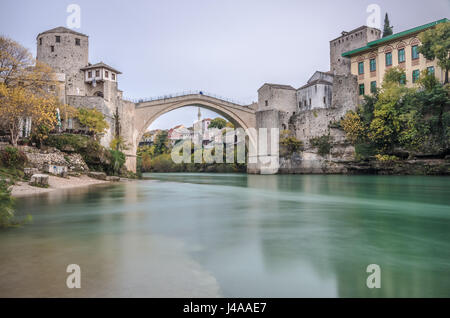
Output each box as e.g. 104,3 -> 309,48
0,35 -> 67,146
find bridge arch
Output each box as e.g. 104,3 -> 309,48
125,93 -> 256,172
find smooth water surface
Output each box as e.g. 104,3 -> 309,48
1,174 -> 449,297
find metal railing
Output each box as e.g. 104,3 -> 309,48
124,90 -> 246,106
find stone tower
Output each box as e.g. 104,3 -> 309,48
36,27 -> 89,96
329,26 -> 381,75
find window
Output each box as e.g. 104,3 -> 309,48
88,71 -> 92,78
75,38 -> 80,46
427,66 -> 435,75
39,38 -> 42,45
112,73 -> 116,80
400,74 -> 406,85
265,100 -> 268,107
412,69 -> 420,83
95,70 -> 100,77
323,96 -> 326,104
358,62 -> 364,74
359,84 -> 365,96
105,71 -> 109,78
385,52 -> 392,66
370,81 -> 377,94
304,100 -> 307,107
398,48 -> 405,63
50,45 -> 54,52
298,101 -> 301,108
309,98 -> 311,106
56,35 -> 60,43
370,58 -> 376,72
412,45 -> 419,60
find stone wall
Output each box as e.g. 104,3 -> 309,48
257,84 -> 297,113
329,26 -> 381,75
19,146 -> 89,173
36,29 -> 89,96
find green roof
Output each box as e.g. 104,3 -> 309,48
342,18 -> 449,57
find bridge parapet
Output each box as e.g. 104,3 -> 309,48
128,90 -> 249,107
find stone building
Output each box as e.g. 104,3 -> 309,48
36,27 -> 125,149
330,26 -> 381,75
296,71 -> 334,112
342,18 -> 449,99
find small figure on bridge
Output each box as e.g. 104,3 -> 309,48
199,91 -> 203,95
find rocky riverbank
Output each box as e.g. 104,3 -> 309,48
11,174 -> 110,197
279,151 -> 450,175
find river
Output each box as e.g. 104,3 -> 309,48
1,173 -> 449,297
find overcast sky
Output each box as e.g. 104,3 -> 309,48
1,0 -> 449,129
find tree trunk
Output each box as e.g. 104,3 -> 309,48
10,128 -> 18,147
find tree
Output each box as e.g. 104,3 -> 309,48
419,21 -> 450,84
383,67 -> 406,84
208,117 -> 227,129
382,13 -> 393,37
76,108 -> 109,140
0,35 -> 63,146
153,130 -> 169,155
0,179 -> 15,228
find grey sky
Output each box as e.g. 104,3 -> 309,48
1,0 -> 449,129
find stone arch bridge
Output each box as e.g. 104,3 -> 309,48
119,92 -> 276,174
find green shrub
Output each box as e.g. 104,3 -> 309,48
354,143 -> 377,161
109,149 -> 126,176
0,179 -> 14,227
0,146 -> 27,169
310,135 -> 333,157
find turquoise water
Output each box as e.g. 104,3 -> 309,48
0,174 -> 449,297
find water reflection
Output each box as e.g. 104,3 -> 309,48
1,174 -> 449,297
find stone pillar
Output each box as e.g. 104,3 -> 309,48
247,110 -> 280,175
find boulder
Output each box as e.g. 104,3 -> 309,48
24,167 -> 40,179
106,176 -> 120,182
29,174 -> 49,187
88,171 -> 107,180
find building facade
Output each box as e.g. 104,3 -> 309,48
36,26 -> 125,148
342,18 -> 449,98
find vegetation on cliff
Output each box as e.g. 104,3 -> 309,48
341,67 -> 450,160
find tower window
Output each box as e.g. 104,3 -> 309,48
112,73 -> 116,80
412,45 -> 419,60
370,58 -> 376,72
370,81 -> 377,94
75,38 -> 80,46
88,71 -> 92,78
265,100 -> 268,107
50,46 -> 54,52
359,84 -> 365,95
56,36 -> 60,43
95,70 -> 100,77
105,71 -> 109,78
323,97 -> 326,104
39,38 -> 42,45
358,62 -> 364,74
412,69 -> 420,83
385,52 -> 392,66
398,48 -> 405,63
